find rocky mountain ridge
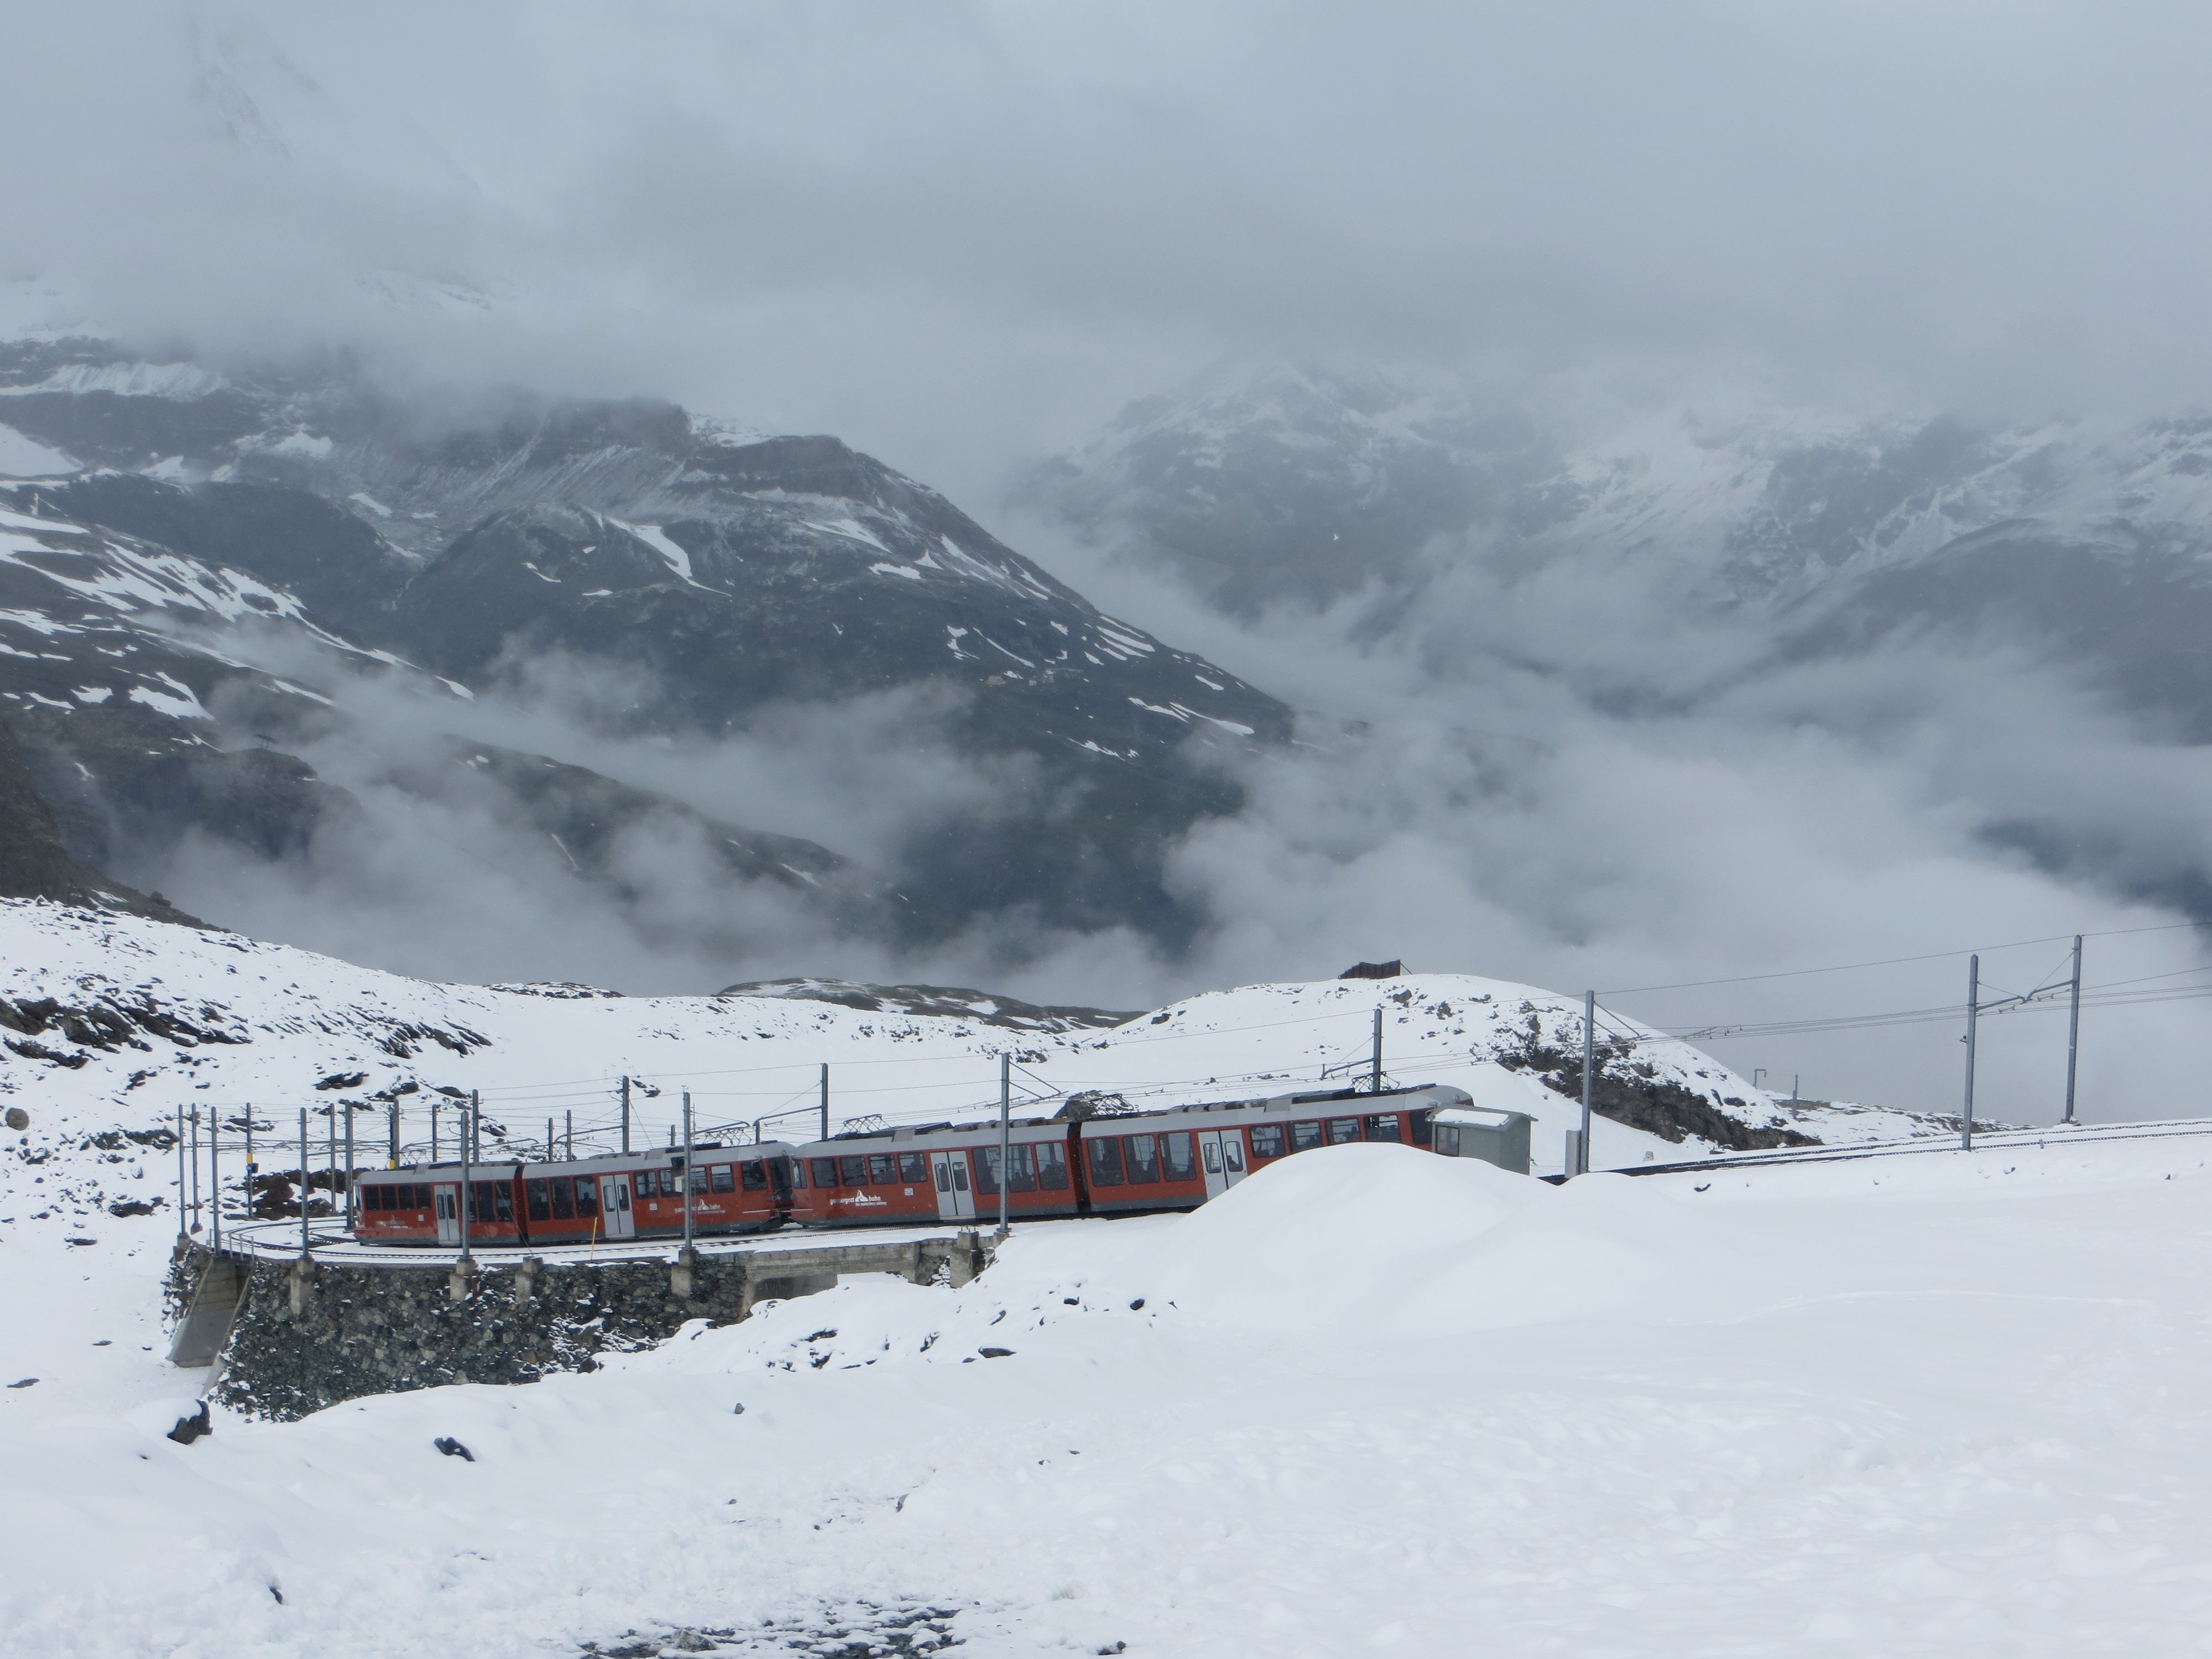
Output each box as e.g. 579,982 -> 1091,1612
0,338 -> 1291,964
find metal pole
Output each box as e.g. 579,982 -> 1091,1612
620,1077 -> 632,1154
175,1107 -> 187,1239
1579,990 -> 1596,1177
2063,934 -> 2083,1125
244,1107 -> 254,1191
189,1105 -> 201,1233
566,1109 -> 573,1160
343,1106 -> 355,1228
1791,1074 -> 1799,1103
388,1100 -> 399,1166
327,1106 -> 336,1200
1961,954 -> 1980,1152
681,1091 -> 695,1256
997,1053 -> 1011,1238
546,1117 -> 554,1161
460,1095 -> 473,1263
299,1108 -> 310,1258
1370,1006 -> 1383,1093
820,1063 -> 830,1141
431,1100 -> 440,1162
209,1117 -> 220,1251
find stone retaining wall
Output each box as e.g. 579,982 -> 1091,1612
175,1234 -> 983,1421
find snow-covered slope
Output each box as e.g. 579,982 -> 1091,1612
0,896 -> 1892,1218
7,1121 -> 2212,1655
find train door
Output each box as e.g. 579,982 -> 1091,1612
599,1175 -> 635,1239
932,1150 -> 976,1221
1197,1131 -> 1230,1199
1198,1130 -> 1249,1200
434,1183 -> 460,1245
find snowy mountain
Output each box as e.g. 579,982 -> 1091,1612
0,339 -> 1289,954
0,894 -> 1934,1242
0,888 -> 2194,1657
1025,362 -> 2212,742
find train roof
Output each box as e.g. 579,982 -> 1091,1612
802,1082 -> 1472,1147
364,1141 -> 800,1180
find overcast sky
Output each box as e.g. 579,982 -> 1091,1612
12,3 -> 2212,1121
11,3 -> 2212,498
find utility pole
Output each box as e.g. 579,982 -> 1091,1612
326,1106 -> 337,1201
2063,934 -> 2084,1125
620,1077 -> 632,1154
565,1109 -> 573,1160
431,1100 -> 441,1162
1577,990 -> 1596,1177
342,1105 -> 355,1229
209,1117 -> 221,1251
244,1106 -> 255,1197
1961,954 -> 1980,1152
298,1107 -> 310,1258
820,1063 -> 830,1142
189,1105 -> 201,1233
546,1117 -> 554,1161
389,1100 -> 399,1167
997,1053 -> 1011,1239
1370,1006 -> 1383,1093
681,1091 -> 695,1256
459,1097 -> 473,1264
175,1108 -> 187,1240
1791,1074 -> 1799,1104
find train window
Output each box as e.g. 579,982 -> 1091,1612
1201,1138 -> 1220,1173
869,1154 -> 896,1185
550,1178 -> 575,1219
634,1170 -> 658,1201
1249,1124 -> 1285,1160
934,1159 -> 951,1192
1327,1118 -> 1361,1145
1035,1142 -> 1070,1190
1124,1135 -> 1160,1184
1159,1134 -> 1194,1181
1009,1145 -> 1037,1193
838,1155 -> 868,1187
899,1151 -> 928,1183
973,1146 -> 1000,1197
525,1179 -> 552,1222
362,1186 -> 382,1212
711,1165 -> 735,1194
1408,1109 -> 1434,1147
1088,1137 -> 1125,1187
1290,1121 -> 1325,1152
810,1157 -> 837,1188
575,1178 -> 598,1217
494,1184 -> 514,1222
1223,1135 -> 1245,1173
740,1161 -> 768,1191
689,1166 -> 709,1194
1366,1115 -> 1402,1142
1436,1124 -> 1460,1156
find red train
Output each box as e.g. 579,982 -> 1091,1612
350,1082 -> 1473,1247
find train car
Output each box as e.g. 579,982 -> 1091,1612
1071,1082 -> 1465,1215
785,1118 -> 1082,1228
351,1141 -> 799,1246
613,1142 -> 795,1241
785,1082 -> 1472,1229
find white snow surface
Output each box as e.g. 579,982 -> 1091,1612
8,1113 -> 2212,1653
7,897 -> 2108,1655
0,420 -> 79,477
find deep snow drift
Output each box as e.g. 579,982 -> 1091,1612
6,1130 -> 2212,1656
